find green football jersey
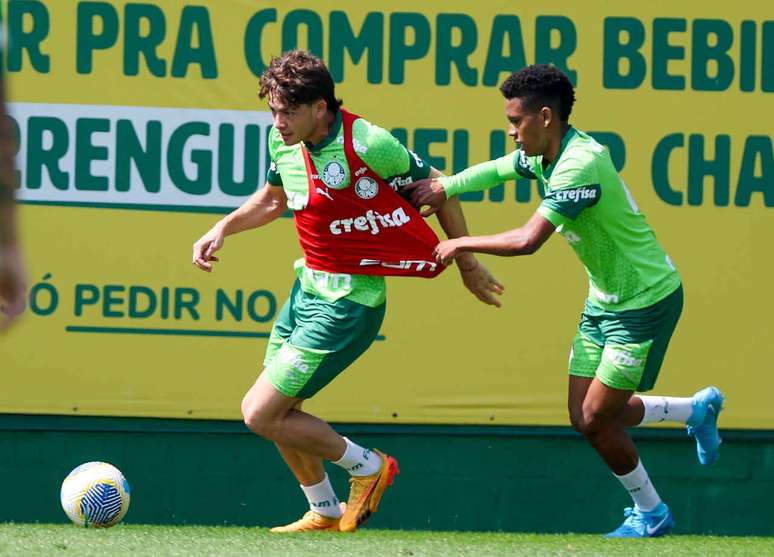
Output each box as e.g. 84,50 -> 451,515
267,111 -> 431,307
442,127 -> 680,311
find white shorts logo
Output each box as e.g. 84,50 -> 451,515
322,161 -> 346,188
277,344 -> 311,377
604,347 -> 644,369
354,177 -> 378,200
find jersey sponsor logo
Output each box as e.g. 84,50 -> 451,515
359,258 -> 438,272
409,150 -> 424,167
329,207 -> 411,236
355,166 -> 368,177
322,160 -> 347,187
354,177 -> 378,199
554,186 -> 599,203
544,185 -> 601,219
389,175 -> 413,190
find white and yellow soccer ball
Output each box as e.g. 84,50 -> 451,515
60,462 -> 131,528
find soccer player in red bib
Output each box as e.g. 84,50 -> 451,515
192,50 -> 503,532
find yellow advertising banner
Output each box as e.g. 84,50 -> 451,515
2,1 -> 772,427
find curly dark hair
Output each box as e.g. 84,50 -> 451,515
499,65 -> 575,122
259,50 -> 342,112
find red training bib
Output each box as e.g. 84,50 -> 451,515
293,109 -> 444,278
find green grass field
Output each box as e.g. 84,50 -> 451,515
1,524 -> 772,557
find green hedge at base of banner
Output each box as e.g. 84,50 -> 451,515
1,414 -> 771,535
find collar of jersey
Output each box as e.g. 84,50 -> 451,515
542,126 -> 576,179
303,110 -> 343,153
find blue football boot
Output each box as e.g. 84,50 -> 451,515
687,386 -> 725,466
605,502 -> 674,538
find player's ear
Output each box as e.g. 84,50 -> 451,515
315,98 -> 327,119
541,106 -> 552,128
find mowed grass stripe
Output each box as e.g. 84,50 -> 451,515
0,524 -> 772,557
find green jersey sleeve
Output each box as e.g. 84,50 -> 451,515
514,149 -> 539,179
537,154 -> 601,227
439,152 -> 520,197
354,119 -> 431,189
266,127 -> 283,186
266,160 -> 283,186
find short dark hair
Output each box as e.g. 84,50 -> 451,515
499,65 -> 575,122
259,50 -> 342,112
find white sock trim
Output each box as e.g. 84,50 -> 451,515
614,460 -> 662,512
332,437 -> 382,476
638,395 -> 694,426
300,474 -> 341,518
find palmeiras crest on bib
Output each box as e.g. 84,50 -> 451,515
354,176 -> 379,199
321,160 -> 347,188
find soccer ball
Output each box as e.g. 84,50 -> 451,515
60,462 -> 131,528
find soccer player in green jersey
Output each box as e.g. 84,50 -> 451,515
406,64 -> 724,538
192,50 -> 503,533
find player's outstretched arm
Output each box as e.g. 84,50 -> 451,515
405,155 -> 517,217
403,177 -> 447,217
430,168 -> 504,308
434,212 -> 555,265
192,183 -> 287,272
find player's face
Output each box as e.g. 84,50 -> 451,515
268,96 -> 318,145
504,97 -> 549,157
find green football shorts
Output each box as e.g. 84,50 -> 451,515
262,280 -> 386,399
568,285 -> 683,392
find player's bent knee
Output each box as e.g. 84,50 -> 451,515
568,410 -> 585,434
241,400 -> 279,439
574,408 -> 610,437
243,411 -> 279,440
